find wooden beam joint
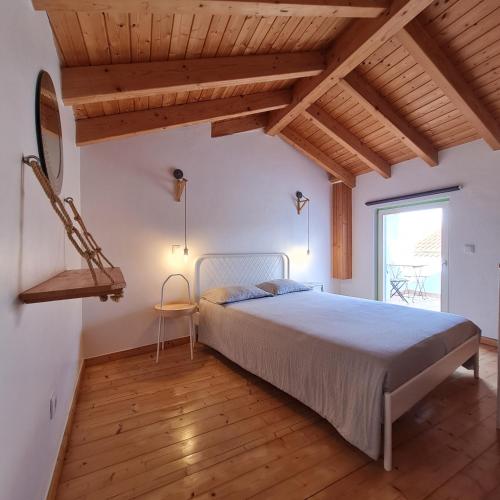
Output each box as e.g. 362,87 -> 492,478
338,71 -> 439,166
397,19 -> 500,150
266,0 -> 435,136
305,104 -> 391,178
211,114 -> 268,138
279,128 -> 356,188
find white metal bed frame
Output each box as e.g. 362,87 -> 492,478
194,252 -> 289,301
194,252 -> 480,472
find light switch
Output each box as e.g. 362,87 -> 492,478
464,244 -> 475,255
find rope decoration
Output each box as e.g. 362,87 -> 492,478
23,155 -> 122,302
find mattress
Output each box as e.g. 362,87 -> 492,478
198,291 -> 480,460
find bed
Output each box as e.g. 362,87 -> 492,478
195,253 -> 480,471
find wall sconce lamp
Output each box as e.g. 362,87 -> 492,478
173,169 -> 189,257
174,168 -> 187,202
295,190 -> 309,215
295,191 -> 311,256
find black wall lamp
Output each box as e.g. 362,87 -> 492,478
295,191 -> 309,215
295,191 -> 311,256
174,168 -> 187,202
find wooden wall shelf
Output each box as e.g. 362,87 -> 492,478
19,268 -> 126,303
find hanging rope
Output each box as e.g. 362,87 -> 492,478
22,155 -> 122,301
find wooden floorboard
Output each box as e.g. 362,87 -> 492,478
56,344 -> 499,499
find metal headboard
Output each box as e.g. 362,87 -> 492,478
194,253 -> 290,301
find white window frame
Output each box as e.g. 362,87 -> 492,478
376,199 -> 449,312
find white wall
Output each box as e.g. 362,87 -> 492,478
339,140 -> 500,340
81,125 -> 333,358
0,2 -> 82,499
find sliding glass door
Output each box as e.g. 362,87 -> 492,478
377,201 -> 449,312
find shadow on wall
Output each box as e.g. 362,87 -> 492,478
82,305 -> 191,358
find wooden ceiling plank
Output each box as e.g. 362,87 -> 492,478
76,89 -> 291,145
76,12 -> 109,117
151,13 -> 174,61
305,103 -> 391,177
266,0 -> 435,135
388,75 -> 434,107
424,0 -> 483,39
312,17 -> 350,51
360,44 -> 410,83
216,15 -> 246,56
279,128 -> 356,187
368,57 -> 422,94
103,13 -> 136,112
397,19 -> 500,150
357,37 -> 401,77
32,1 -> 389,18
181,14 -> 214,104
47,11 -> 90,118
396,92 -> 450,122
339,71 -> 439,166
432,2 -> 499,51
62,51 -> 325,106
130,13 -> 154,110
293,16 -> 327,53
193,15 -> 244,102
419,0 -> 460,27
446,12 -> 500,61
47,12 -> 89,66
234,16 -> 279,99
211,113 -> 268,137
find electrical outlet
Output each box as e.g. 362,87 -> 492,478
49,393 -> 57,420
464,243 -> 475,255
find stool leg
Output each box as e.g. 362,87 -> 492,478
162,315 -> 165,351
156,314 -> 162,363
189,315 -> 194,360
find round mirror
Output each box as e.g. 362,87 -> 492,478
36,70 -> 63,194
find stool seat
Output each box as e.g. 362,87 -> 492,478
154,303 -> 197,318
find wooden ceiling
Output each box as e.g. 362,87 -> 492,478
35,0 -> 500,185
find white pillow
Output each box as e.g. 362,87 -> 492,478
256,279 -> 311,295
202,285 -> 272,305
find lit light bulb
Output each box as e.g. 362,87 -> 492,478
183,247 -> 189,261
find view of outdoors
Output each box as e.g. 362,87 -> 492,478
380,206 -> 444,312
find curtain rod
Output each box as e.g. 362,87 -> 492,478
365,185 -> 462,207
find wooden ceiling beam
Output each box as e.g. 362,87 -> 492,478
279,128 -> 356,188
62,52 -> 325,106
77,90 -> 290,146
211,114 -> 268,138
266,0 -> 434,136
32,0 -> 389,18
338,71 -> 438,166
305,104 -> 391,178
397,19 -> 500,151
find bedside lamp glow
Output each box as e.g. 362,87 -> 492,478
288,246 -> 311,273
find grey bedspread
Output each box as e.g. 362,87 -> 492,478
198,291 -> 480,459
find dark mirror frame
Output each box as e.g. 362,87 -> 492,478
35,70 -> 63,193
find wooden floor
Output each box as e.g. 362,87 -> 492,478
56,343 -> 499,500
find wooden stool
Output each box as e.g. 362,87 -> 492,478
155,303 -> 197,362
155,273 -> 196,363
